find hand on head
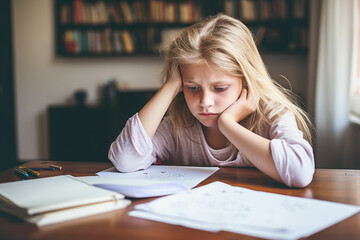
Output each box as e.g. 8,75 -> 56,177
167,67 -> 183,93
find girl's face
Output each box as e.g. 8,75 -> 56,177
180,63 -> 242,128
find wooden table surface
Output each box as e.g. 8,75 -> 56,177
0,161 -> 359,240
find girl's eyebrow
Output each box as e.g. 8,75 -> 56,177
212,81 -> 231,85
182,79 -> 197,84
183,79 -> 232,84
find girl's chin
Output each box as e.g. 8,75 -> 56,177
197,119 -> 218,128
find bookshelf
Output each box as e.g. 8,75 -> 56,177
224,0 -> 309,53
54,0 -> 309,57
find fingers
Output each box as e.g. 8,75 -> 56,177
238,88 -> 248,101
165,67 -> 183,93
238,87 -> 257,113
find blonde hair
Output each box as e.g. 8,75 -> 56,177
161,14 -> 314,145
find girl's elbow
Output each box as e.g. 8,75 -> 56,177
277,143 -> 315,188
108,146 -> 133,172
113,162 -> 136,173
108,144 -> 154,173
290,172 -> 314,188
286,162 -> 315,188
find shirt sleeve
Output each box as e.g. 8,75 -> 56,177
152,117 -> 177,164
108,113 -> 156,172
270,112 -> 315,188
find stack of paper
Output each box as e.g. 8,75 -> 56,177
129,181 -> 360,240
0,175 -> 131,226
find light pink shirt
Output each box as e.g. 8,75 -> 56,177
108,113 -> 315,187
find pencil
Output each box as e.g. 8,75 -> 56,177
49,164 -> 62,170
19,166 -> 40,177
14,168 -> 29,178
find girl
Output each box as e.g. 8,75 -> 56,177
109,14 -> 315,188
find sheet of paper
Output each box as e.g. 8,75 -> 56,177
76,176 -> 190,198
96,165 -> 219,189
129,181 -> 360,240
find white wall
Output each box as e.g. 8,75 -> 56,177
13,0 -> 308,161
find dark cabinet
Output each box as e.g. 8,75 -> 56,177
48,89 -> 156,162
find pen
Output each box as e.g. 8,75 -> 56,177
19,166 -> 40,177
14,168 -> 29,179
49,164 -> 62,170
29,167 -> 56,171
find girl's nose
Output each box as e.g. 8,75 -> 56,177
199,90 -> 214,108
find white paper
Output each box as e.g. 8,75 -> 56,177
96,165 -> 219,189
129,181 -> 360,240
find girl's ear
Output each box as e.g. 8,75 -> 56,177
178,65 -> 183,79
241,78 -> 248,90
178,66 -> 183,92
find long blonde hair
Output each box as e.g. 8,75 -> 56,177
162,14 -> 314,145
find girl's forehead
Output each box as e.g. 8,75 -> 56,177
180,63 -> 238,82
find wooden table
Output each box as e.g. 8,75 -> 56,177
0,161 -> 359,240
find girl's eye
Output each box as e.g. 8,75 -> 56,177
215,87 -> 227,92
188,86 -> 200,92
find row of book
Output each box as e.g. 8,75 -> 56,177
224,0 -> 307,21
251,25 -> 308,51
63,28 -> 161,55
60,0 -> 201,25
62,25 -> 307,56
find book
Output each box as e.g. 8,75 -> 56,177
74,0 -> 83,24
254,26 -> 267,47
239,0 -> 258,21
119,1 -> 133,23
0,175 -> 130,226
224,0 -> 238,18
113,30 -> 124,53
121,30 -> 135,54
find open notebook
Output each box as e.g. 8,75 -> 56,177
0,175 -> 131,226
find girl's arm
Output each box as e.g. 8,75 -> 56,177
218,87 -> 283,183
109,71 -> 182,172
139,70 -> 182,138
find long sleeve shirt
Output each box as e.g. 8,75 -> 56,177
108,112 -> 315,188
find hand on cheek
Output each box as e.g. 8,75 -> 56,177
220,88 -> 257,123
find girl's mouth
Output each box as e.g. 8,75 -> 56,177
199,113 -> 218,117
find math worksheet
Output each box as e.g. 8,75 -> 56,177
96,165 -> 219,189
129,181 -> 360,240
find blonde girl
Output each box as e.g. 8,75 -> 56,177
109,14 -> 315,187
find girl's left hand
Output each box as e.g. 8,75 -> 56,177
219,86 -> 257,123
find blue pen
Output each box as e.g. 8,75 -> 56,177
14,168 -> 29,179
29,167 -> 56,171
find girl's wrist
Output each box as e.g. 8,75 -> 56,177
163,79 -> 182,98
165,78 -> 182,93
218,112 -> 239,132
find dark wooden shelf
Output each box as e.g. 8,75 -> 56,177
58,22 -> 198,28
55,0 -> 309,57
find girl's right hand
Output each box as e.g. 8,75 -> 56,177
139,67 -> 183,138
166,67 -> 183,94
